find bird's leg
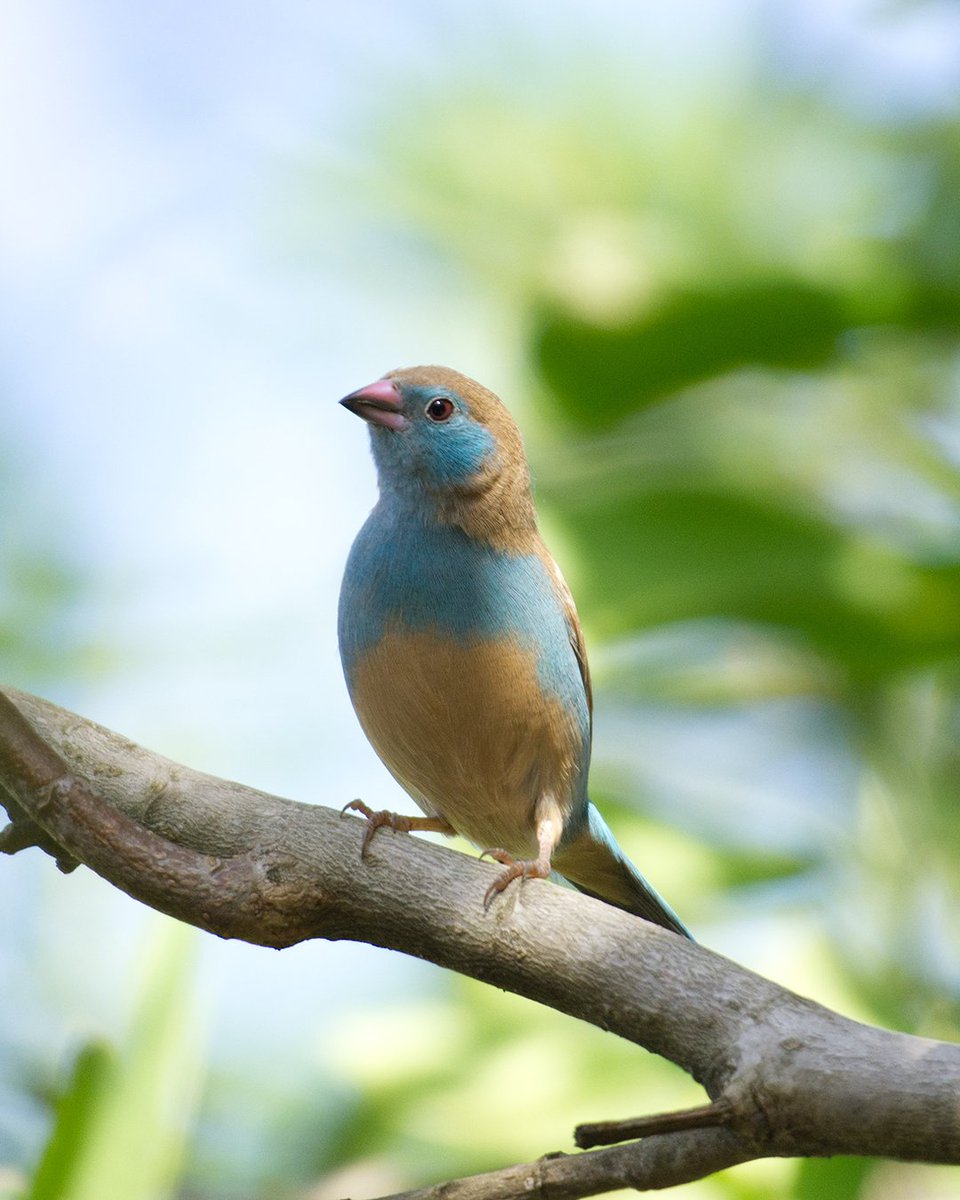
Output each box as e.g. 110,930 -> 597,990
341,799 -> 455,858
481,799 -> 563,910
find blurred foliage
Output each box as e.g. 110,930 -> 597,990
535,279 -> 851,421
27,1042 -> 114,1200
25,922 -> 202,1200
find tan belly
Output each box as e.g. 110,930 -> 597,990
350,629 -> 585,856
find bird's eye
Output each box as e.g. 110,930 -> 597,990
425,396 -> 455,422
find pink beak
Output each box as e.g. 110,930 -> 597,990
340,378 -> 406,431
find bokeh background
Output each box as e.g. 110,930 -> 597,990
2,2 -> 960,1197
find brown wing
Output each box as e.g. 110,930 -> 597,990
542,549 -> 593,723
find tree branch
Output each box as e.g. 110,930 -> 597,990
2,684 -> 959,1193
574,1100 -> 735,1149
369,1129 -> 753,1200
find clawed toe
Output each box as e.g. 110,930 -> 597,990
480,849 -> 551,910
483,862 -> 526,910
341,802 -> 454,858
341,800 -> 407,857
341,799 -> 375,820
479,846 -> 512,865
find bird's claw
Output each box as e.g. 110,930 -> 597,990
478,846 -> 511,864
480,848 -> 550,910
340,799 -> 372,820
341,799 -> 414,857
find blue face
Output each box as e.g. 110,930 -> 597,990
369,383 -> 498,495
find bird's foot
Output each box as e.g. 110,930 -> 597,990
340,800 -> 454,857
479,847 -> 551,910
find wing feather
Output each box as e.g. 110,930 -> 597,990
541,549 -> 592,722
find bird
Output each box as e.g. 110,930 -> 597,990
337,365 -> 691,938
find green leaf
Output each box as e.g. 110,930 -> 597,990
28,1044 -> 116,1200
27,920 -> 202,1200
792,1155 -> 875,1200
534,278 -> 849,423
546,483 -> 960,677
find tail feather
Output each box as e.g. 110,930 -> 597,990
555,803 -> 693,940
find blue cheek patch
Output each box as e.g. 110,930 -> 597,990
369,411 -> 496,492
422,418 -> 496,487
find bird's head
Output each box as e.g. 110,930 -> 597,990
340,365 -> 537,544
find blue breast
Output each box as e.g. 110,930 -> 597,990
339,505 -> 589,739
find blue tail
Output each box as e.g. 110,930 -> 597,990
554,803 -> 692,939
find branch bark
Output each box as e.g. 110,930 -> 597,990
1,684 -> 958,1197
